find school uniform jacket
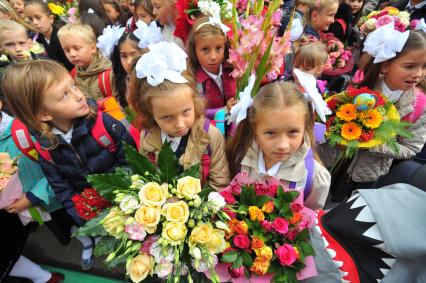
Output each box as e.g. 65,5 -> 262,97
36,26 -> 73,71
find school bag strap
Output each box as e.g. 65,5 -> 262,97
91,111 -> 117,152
98,68 -> 113,98
10,119 -> 52,162
335,19 -> 347,34
402,89 -> 426,123
288,148 -> 314,200
200,118 -> 213,184
70,67 -> 77,79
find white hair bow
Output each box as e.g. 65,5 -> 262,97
415,18 -> 426,32
229,74 -> 256,125
135,42 -> 188,86
96,25 -> 125,58
87,8 -> 95,14
293,68 -> 331,122
363,22 -> 409,64
196,15 -> 230,34
133,20 -> 164,49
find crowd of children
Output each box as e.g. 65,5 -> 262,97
0,0 -> 425,281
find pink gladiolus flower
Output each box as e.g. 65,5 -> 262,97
271,10 -> 283,26
376,15 -> 394,28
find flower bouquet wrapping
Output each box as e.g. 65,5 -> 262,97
215,173 -> 316,283
325,87 -> 412,158
75,144 -> 229,283
357,7 -> 411,38
228,0 -> 292,98
320,33 -> 354,76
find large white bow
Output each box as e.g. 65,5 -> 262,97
196,15 -> 230,34
363,22 -> 409,64
229,74 -> 256,125
293,68 -> 331,122
135,42 -> 188,86
133,20 -> 164,49
96,25 -> 125,58
415,18 -> 426,32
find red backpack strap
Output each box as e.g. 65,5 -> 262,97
11,119 -> 52,162
70,67 -> 77,79
201,118 -> 212,184
335,19 -> 347,34
98,68 -> 113,98
91,111 -> 117,152
402,89 -> 426,123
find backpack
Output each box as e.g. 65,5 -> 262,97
287,148 -> 315,200
146,118 -> 212,184
11,111 -> 140,163
70,67 -> 113,98
402,89 -> 426,124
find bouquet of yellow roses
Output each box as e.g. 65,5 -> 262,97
75,144 -> 229,283
325,86 -> 412,158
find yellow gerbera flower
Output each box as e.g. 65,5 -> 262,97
361,109 -> 383,129
336,104 -> 357,121
48,3 -> 65,15
341,122 -> 362,140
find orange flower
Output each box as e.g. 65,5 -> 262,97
289,212 -> 302,225
234,221 -> 249,235
261,201 -> 274,213
249,206 -> 265,221
250,257 -> 270,275
341,122 -> 362,140
336,104 -> 357,121
251,237 -> 264,250
361,109 -> 383,129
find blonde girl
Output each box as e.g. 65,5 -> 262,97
128,42 -> 230,190
0,0 -> 34,31
304,0 -> 339,40
226,81 -> 331,210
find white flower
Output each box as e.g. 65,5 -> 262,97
149,241 -> 175,263
154,261 -> 174,278
119,195 -> 140,213
198,0 -> 220,17
192,254 -> 218,272
208,192 -> 226,211
365,18 -> 377,30
222,0 -> 233,19
133,20 -> 164,49
215,220 -> 230,232
399,11 -> 410,20
96,25 -> 125,58
190,247 -> 202,260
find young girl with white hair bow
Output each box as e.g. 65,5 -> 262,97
326,23 -> 426,197
128,41 -> 230,190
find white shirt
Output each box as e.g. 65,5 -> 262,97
406,0 -> 426,9
258,150 -> 282,177
381,80 -> 404,103
202,65 -> 224,95
161,130 -> 182,152
0,111 -> 13,134
52,127 -> 74,144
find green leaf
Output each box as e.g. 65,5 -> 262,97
87,174 -> 131,200
273,198 -> 282,209
296,229 -> 310,241
93,236 -> 117,257
123,143 -> 157,176
267,261 -> 282,274
232,255 -> 243,269
74,210 -> 109,237
300,241 -> 315,256
238,204 -> 249,213
240,186 -> 256,206
181,164 -> 200,179
221,251 -> 238,263
255,195 -> 271,207
158,142 -> 179,183
252,40 -> 273,97
106,255 -> 127,268
289,190 -> 300,201
277,186 -> 285,199
281,202 -> 290,214
198,186 -> 215,199
241,251 -> 253,267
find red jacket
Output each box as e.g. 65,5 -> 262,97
195,66 -> 236,112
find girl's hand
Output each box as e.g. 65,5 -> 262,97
226,98 -> 239,112
5,195 -> 32,214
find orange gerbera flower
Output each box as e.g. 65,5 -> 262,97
341,122 -> 362,140
361,109 -> 383,129
336,104 -> 357,121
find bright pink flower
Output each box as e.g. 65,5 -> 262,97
260,220 -> 273,232
376,15 -> 394,28
394,19 -> 406,32
271,10 -> 283,26
272,217 -> 289,234
233,234 -> 251,250
290,203 -> 303,212
228,266 -> 245,278
220,190 -> 236,204
275,244 -> 297,266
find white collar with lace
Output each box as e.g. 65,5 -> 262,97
0,111 -> 13,135
381,80 -> 404,103
161,130 -> 182,152
258,149 -> 282,177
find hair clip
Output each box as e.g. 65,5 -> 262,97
196,16 -> 230,34
363,22 -> 409,64
135,42 -> 188,86
97,25 -> 126,58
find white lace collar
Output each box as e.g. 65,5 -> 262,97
381,80 -> 404,103
0,111 -> 13,135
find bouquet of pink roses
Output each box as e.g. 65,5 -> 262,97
357,7 -> 410,38
320,33 -> 354,76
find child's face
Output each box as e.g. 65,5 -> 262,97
344,0 -> 363,14
381,48 -> 426,91
255,107 -> 305,169
152,0 -> 174,26
151,85 -> 196,137
127,0 -> 136,15
25,4 -> 54,38
136,5 -> 154,24
60,34 -> 97,69
120,39 -> 139,74
103,3 -> 121,23
0,30 -> 32,61
40,74 -> 89,131
10,0 -> 25,17
119,0 -> 129,10
311,3 -> 338,32
195,35 -> 226,75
